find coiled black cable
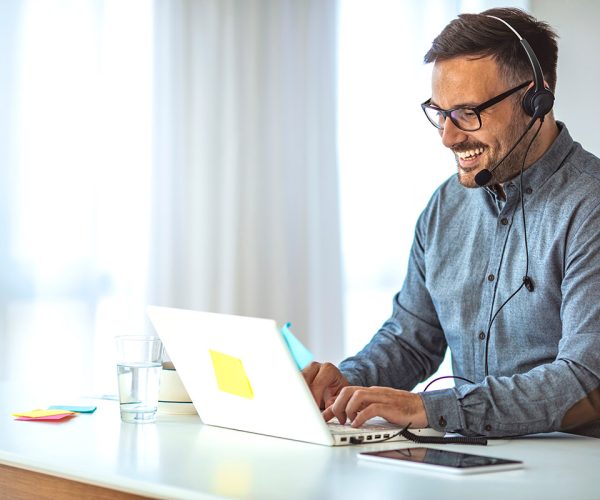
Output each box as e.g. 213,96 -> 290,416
350,422 -> 488,446
398,425 -> 488,446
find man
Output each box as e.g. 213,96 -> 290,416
303,7 -> 600,438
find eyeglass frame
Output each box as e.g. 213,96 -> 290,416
421,81 -> 530,132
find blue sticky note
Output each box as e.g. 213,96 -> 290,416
48,405 -> 97,413
280,322 -> 313,370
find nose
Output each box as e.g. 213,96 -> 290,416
440,117 -> 469,149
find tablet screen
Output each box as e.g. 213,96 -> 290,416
361,447 -> 522,469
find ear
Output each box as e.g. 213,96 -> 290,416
526,79 -> 551,90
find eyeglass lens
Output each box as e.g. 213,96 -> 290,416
423,106 -> 481,131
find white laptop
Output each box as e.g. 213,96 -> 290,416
147,305 -> 443,446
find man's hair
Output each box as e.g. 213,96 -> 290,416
424,8 -> 559,92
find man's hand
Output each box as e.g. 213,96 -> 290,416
322,386 -> 429,429
302,361 -> 350,410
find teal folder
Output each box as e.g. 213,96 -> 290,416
280,322 -> 313,370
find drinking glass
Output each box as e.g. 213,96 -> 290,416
115,336 -> 163,423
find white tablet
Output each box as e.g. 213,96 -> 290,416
359,447 -> 523,475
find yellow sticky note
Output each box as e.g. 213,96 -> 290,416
209,349 -> 254,399
12,409 -> 75,419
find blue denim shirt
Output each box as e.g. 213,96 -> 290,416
339,123 -> 600,438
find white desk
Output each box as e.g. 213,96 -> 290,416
0,394 -> 598,499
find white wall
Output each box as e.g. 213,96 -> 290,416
531,0 -> 600,156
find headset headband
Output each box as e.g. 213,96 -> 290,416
485,15 -> 545,95
485,14 -> 554,119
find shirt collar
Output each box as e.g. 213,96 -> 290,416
515,121 -> 575,190
483,121 -> 575,198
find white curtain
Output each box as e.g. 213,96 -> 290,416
150,0 -> 344,362
0,0 -> 342,400
0,0 -> 154,397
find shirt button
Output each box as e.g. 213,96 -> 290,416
478,331 -> 486,340
500,217 -> 509,225
439,416 -> 447,428
485,424 -> 492,432
525,187 -> 533,194
488,274 -> 495,282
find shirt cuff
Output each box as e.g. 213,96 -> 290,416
419,388 -> 464,433
338,367 -> 364,387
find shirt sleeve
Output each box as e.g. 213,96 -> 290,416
339,207 -> 448,391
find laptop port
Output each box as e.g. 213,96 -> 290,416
341,437 -> 347,442
366,436 -> 372,440
383,434 -> 390,438
375,434 -> 381,439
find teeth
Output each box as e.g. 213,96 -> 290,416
456,147 -> 484,159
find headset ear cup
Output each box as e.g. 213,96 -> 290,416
522,88 -> 555,118
521,89 -> 535,116
532,89 -> 555,118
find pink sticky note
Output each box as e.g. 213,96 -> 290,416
12,409 -> 76,420
15,413 -> 75,421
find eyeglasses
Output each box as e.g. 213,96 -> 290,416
421,81 -> 530,132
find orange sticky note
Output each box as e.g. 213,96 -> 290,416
209,349 -> 254,399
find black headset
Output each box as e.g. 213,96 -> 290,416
474,15 -> 555,187
486,15 -> 554,120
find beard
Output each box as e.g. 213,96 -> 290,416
454,116 -> 536,188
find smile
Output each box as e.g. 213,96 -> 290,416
455,147 -> 485,160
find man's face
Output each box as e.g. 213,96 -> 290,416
430,56 -> 530,188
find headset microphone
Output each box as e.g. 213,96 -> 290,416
474,15 -> 554,187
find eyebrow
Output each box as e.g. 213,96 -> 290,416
428,99 -> 479,109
